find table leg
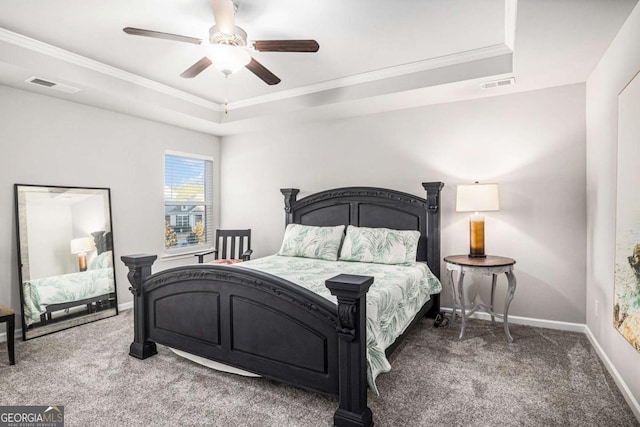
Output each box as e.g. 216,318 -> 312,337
490,274 -> 497,325
503,271 -> 517,343
7,314 -> 15,365
457,271 -> 466,340
448,269 -> 457,324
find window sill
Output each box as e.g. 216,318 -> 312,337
161,248 -> 213,262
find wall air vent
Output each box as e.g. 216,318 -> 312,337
25,76 -> 82,94
480,77 -> 515,90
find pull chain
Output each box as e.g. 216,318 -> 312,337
223,75 -> 229,115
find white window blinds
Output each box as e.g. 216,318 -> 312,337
164,152 -> 214,253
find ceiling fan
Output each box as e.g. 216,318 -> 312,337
122,0 -> 319,85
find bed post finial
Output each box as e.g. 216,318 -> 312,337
121,254 -> 158,360
422,182 -> 444,213
326,274 -> 374,427
281,188 -> 300,225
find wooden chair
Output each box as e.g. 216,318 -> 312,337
0,305 -> 15,365
195,229 -> 253,264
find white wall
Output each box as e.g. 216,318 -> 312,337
586,1 -> 640,412
221,83 -> 587,323
0,86 -> 220,333
71,194 -> 107,238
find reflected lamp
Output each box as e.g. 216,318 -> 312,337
70,237 -> 94,272
456,182 -> 500,258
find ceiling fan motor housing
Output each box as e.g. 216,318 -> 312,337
209,25 -> 247,46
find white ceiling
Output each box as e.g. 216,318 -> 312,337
0,0 -> 637,135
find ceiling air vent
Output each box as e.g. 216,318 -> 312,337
25,76 -> 82,94
480,77 -> 515,90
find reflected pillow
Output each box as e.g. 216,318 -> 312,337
277,224 -> 345,261
89,251 -> 113,270
339,225 -> 420,265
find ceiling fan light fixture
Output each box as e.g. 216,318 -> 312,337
204,44 -> 251,76
208,25 -> 247,46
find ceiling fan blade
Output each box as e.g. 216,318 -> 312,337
210,0 -> 236,35
245,58 -> 281,85
123,27 -> 203,45
252,40 -> 320,53
180,57 -> 213,78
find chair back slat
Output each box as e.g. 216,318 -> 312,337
238,238 -> 245,258
221,236 -> 227,260
229,236 -> 236,260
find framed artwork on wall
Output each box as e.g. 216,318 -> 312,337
614,69 -> 640,352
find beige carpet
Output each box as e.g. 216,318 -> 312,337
0,310 -> 638,426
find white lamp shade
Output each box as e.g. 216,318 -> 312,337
456,183 -> 500,212
204,44 -> 252,76
70,237 -> 94,254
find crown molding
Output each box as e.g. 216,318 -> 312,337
0,27 -> 220,111
505,0 -> 518,50
228,43 -> 513,110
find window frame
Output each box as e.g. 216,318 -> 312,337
164,150 -> 215,256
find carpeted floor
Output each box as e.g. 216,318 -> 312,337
0,310 -> 638,426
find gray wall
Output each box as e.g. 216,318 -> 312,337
220,83 -> 587,324
586,1 -> 640,412
0,86 -> 220,334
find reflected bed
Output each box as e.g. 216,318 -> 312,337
22,259 -> 115,326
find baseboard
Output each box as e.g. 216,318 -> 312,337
440,306 -> 586,332
585,326 -> 640,421
0,300 -> 134,344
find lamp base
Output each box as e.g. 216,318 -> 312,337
469,214 -> 486,259
468,253 -> 487,258
78,254 -> 87,272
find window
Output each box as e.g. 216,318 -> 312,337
164,152 -> 214,253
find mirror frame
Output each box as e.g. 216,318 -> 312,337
14,184 -> 118,340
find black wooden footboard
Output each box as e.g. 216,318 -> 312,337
122,256 -> 374,426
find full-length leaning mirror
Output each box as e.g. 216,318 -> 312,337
15,184 -> 118,340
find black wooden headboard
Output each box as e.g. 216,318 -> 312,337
280,182 -> 444,279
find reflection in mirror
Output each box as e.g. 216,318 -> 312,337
15,185 -> 118,340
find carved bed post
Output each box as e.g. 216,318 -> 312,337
422,182 -> 444,318
326,274 -> 374,427
121,254 -> 158,360
280,188 -> 300,225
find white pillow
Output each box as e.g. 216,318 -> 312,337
339,226 -> 420,265
277,224 -> 345,261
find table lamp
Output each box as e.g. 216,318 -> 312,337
70,237 -> 94,272
456,182 -> 500,258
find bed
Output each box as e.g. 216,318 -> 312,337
121,182 -> 444,427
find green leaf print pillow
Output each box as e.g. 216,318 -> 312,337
277,224 -> 345,261
339,225 -> 420,265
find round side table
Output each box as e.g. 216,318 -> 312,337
444,255 -> 517,343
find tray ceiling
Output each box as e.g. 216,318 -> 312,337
0,0 -> 636,135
